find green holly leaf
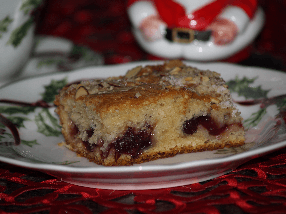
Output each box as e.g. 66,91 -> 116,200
6,0 -> 43,47
41,78 -> 68,103
0,116 -> 30,129
275,97 -> 286,112
21,139 -> 39,147
0,106 -> 36,115
244,108 -> 267,129
35,109 -> 61,137
227,76 -> 270,99
0,131 -> 13,143
36,59 -> 64,69
71,45 -> 95,62
7,17 -> 34,47
0,16 -> 13,38
0,131 -> 39,147
20,0 -> 43,15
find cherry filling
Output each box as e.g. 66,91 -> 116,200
82,128 -> 95,152
183,115 -> 227,136
70,122 -> 79,137
69,120 -> 153,160
111,125 -> 154,160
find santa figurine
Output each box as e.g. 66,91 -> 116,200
127,0 -> 264,61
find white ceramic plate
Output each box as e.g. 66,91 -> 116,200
1,61 -> 286,190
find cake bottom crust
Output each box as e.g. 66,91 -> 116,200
62,137 -> 244,166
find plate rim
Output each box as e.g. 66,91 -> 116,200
0,139 -> 285,174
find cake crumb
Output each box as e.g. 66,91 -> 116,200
58,142 -> 65,146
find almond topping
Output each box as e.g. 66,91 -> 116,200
75,86 -> 89,99
170,67 -> 181,75
135,92 -> 141,98
125,66 -> 142,78
210,97 -> 219,104
184,77 -> 193,81
165,59 -> 184,69
202,76 -> 209,82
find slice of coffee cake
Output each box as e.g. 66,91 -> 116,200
54,60 -> 245,166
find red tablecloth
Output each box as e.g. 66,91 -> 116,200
1,0 -> 286,213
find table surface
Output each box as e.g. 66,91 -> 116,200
1,0 -> 286,213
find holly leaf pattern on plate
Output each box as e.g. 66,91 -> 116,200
244,108 -> 267,129
21,139 -> 39,147
35,108 -> 62,137
227,76 -> 270,99
2,116 -> 30,129
226,76 -> 272,128
0,106 -> 35,129
0,77 -> 68,148
0,106 -> 36,115
42,78 -> 68,103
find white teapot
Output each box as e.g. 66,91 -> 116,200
127,0 -> 264,61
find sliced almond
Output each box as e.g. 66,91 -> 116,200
101,81 -> 109,88
125,66 -> 142,78
135,92 -> 141,98
75,86 -> 89,99
210,97 -> 219,104
170,67 -> 181,75
202,76 -> 209,82
184,77 -> 193,81
165,59 -> 184,69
